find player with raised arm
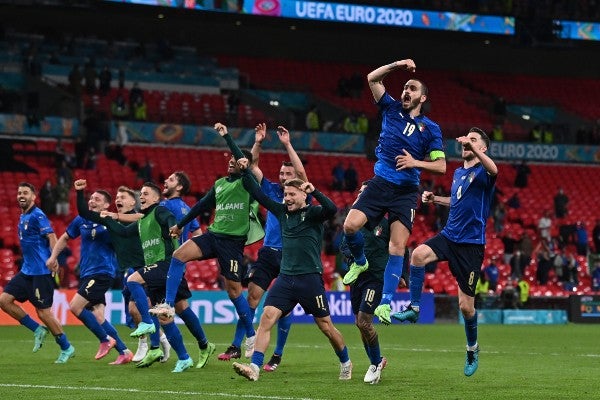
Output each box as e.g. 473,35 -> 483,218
161,122 -> 259,359
392,128 -> 497,376
218,123 -> 303,370
47,186 -> 131,363
341,59 -> 446,325
232,158 -> 352,382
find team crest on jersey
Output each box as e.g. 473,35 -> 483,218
374,225 -> 383,237
417,122 -> 425,132
468,172 -> 475,183
301,212 -> 306,222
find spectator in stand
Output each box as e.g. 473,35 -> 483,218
111,93 -> 129,119
535,237 -> 557,285
305,105 -> 320,131
592,263 -> 600,291
118,67 -> 125,90
343,113 -> 358,133
83,62 -> 97,94
56,160 -> 73,187
356,113 -> 369,135
474,275 -> 490,309
542,124 -> 554,144
482,257 -> 499,292
493,202 -> 506,233
513,160 -> 531,188
129,82 -> 144,109
132,96 -> 147,121
575,221 -> 588,256
529,125 -> 542,143
501,230 -> 518,266
136,159 -> 154,185
560,252 -> 579,286
510,250 -> 527,279
553,187 -> 569,219
39,179 -> 56,217
506,193 -> 521,209
54,176 -> 70,217
493,96 -> 506,124
344,163 -> 358,192
538,210 -> 553,242
98,65 -> 112,96
519,231 -> 533,269
331,162 -> 345,190
83,147 -> 97,170
491,124 -> 504,142
337,76 -> 350,97
500,277 -> 519,309
593,219 -> 600,254
68,64 -> 82,95
349,72 -> 364,98
517,278 -> 529,308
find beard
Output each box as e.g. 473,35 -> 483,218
462,151 -> 475,161
402,96 -> 421,112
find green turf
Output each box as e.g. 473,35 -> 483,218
0,323 -> 597,400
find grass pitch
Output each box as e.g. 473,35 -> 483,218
0,322 -> 597,400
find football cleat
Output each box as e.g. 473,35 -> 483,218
233,362 -> 260,381
218,345 -> 241,361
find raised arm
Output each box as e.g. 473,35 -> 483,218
367,59 -> 416,103
278,125 -> 307,181
176,188 -> 215,229
215,122 -> 245,160
250,122 -> 266,183
303,182 -> 337,220
457,136 -> 498,176
241,169 -> 284,216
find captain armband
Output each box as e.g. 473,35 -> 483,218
429,150 -> 445,161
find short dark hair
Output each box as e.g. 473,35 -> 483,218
283,178 -> 305,190
96,189 -> 112,204
416,79 -> 428,97
143,181 -> 162,197
469,127 -> 490,148
18,182 -> 36,194
281,161 -> 293,167
117,186 -> 136,199
173,171 -> 191,195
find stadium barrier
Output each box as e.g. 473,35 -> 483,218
459,309 -> 568,324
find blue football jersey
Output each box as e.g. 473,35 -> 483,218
442,163 -> 496,244
261,178 -> 284,249
160,197 -> 200,244
18,206 -> 54,275
66,216 -> 117,278
374,92 -> 444,186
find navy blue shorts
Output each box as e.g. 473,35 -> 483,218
78,274 -> 115,307
350,275 -> 383,315
3,272 -> 55,309
191,231 -> 245,282
137,260 -> 191,305
352,175 -> 418,231
264,273 -> 330,318
424,233 -> 484,297
247,246 -> 282,291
